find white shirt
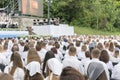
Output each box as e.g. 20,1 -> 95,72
106,61 -> 113,71
4,62 -> 25,80
81,58 -> 91,75
62,56 -> 84,75
0,53 -> 9,65
77,51 -> 86,60
38,48 -> 47,62
111,62 -> 120,79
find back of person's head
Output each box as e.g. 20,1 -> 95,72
87,62 -> 107,80
91,48 -> 100,58
25,61 -> 44,80
68,46 -> 76,56
25,71 -> 44,80
81,45 -> 87,51
55,43 -> 60,49
11,44 -> 19,52
36,43 -> 41,51
85,51 -> 91,58
97,43 -> 103,51
60,67 -> 85,80
75,40 -> 80,47
109,42 -> 114,52
43,51 -> 55,76
67,43 -> 74,49
0,73 -> 13,80
41,42 -> 46,48
27,47 -> 41,64
23,44 -> 29,51
99,50 -> 109,63
51,47 -> 57,54
10,51 -> 23,75
46,58 -> 63,79
28,42 -> 34,48
114,49 -> 119,58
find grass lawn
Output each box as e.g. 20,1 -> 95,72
74,26 -> 120,35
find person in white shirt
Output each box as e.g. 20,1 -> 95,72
45,58 -> 63,80
87,62 -> 108,80
111,62 -> 120,80
20,44 -> 29,62
81,51 -> 91,76
46,40 -> 54,51
99,49 -> 113,78
60,66 -> 85,80
42,51 -> 55,77
87,48 -> 110,80
62,46 -> 85,75
38,42 -> 47,62
110,49 -> 120,65
25,47 -> 41,65
25,61 -> 44,80
77,44 -> 87,60
54,42 -> 64,62
4,51 -> 25,80
0,44 -> 9,68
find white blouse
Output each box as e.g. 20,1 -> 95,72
4,62 -> 25,80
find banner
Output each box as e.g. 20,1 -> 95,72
19,0 -> 43,16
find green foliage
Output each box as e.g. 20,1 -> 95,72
0,0 -> 120,32
43,0 -> 120,32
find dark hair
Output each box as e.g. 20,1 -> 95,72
85,51 -> 91,58
99,50 -> 109,63
23,44 -> 29,51
54,43 -> 60,49
75,41 -> 80,47
24,70 -> 44,80
60,67 -> 85,80
10,51 -> 24,75
51,47 -> 57,54
67,43 -> 74,49
42,51 -> 55,77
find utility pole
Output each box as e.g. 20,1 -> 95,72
47,0 -> 52,25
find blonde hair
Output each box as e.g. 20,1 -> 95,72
0,44 -> 3,52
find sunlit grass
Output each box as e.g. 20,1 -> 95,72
74,26 -> 120,35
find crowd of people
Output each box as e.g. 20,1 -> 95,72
0,12 -> 18,28
33,17 -> 60,26
0,35 -> 120,80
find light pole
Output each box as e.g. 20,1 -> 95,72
46,0 -> 52,25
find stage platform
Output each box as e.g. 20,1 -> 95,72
0,31 -> 29,38
32,24 -> 74,37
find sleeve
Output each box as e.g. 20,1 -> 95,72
111,65 -> 120,79
79,62 -> 85,75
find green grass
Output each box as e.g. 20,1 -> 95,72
0,28 -> 22,31
74,26 -> 120,35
